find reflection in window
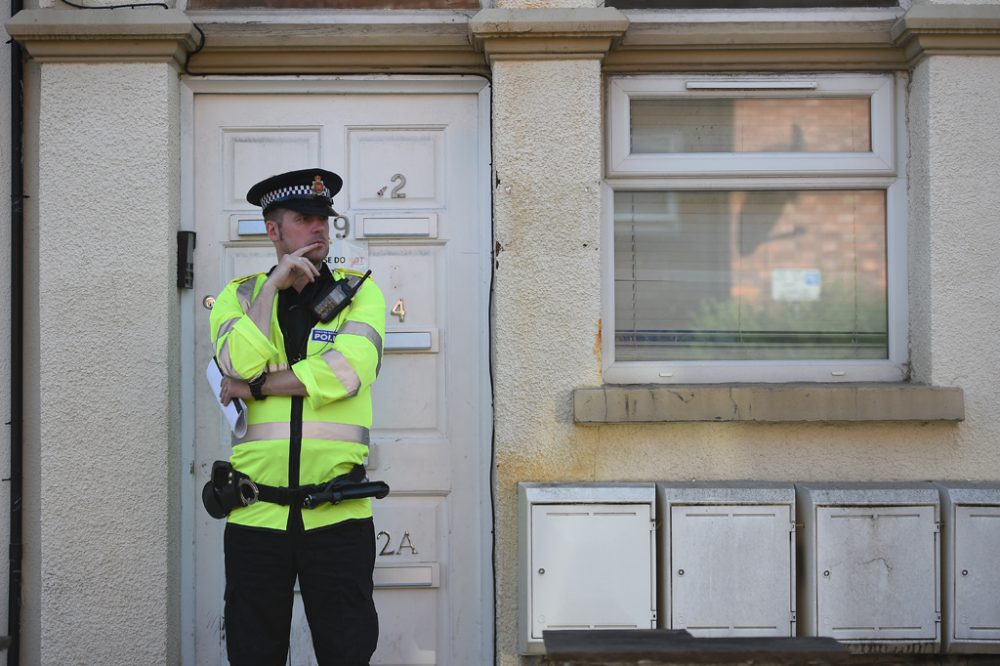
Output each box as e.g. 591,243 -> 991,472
614,190 -> 888,361
631,98 -> 871,154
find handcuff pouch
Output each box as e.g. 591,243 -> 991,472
201,460 -> 259,519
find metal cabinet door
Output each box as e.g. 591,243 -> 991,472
530,503 -> 655,638
954,505 -> 1000,640
670,504 -> 794,637
815,505 -> 939,641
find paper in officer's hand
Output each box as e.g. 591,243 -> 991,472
206,358 -> 248,439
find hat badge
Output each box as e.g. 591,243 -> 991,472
312,175 -> 325,195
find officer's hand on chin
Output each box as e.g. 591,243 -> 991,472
268,243 -> 323,291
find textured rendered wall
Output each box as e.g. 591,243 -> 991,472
909,54 -> 1000,445
491,53 -> 1000,666
36,62 -> 180,663
491,57 -> 605,665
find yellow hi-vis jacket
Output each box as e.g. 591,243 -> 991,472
209,268 -> 386,531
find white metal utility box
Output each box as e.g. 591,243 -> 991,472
518,483 -> 657,654
657,482 -> 796,638
797,483 -> 941,652
934,482 -> 1000,654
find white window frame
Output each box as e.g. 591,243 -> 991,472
602,73 -> 908,384
608,74 -> 896,177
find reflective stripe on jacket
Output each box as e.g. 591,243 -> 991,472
209,268 -> 386,531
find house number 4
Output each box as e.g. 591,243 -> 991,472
377,530 -> 418,556
391,298 -> 406,323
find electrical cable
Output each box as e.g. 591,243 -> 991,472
184,23 -> 206,76
60,0 -> 169,8
57,0 -> 206,76
6,0 -> 24,661
486,81 -> 498,666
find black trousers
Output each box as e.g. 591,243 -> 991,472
224,518 -> 379,666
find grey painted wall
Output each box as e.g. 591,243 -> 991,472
1,0 -> 11,641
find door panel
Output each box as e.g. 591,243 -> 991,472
190,86 -> 489,666
224,128 -> 322,209
349,128 -> 445,209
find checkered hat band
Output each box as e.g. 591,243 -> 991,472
260,184 -> 331,208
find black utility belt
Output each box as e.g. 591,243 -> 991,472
202,461 -> 390,520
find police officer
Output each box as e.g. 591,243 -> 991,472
209,169 -> 385,665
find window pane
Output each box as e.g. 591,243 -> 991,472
614,190 -> 887,361
630,98 -> 871,154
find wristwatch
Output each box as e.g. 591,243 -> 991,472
248,372 -> 267,401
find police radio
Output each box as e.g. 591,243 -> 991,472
310,270 -> 371,323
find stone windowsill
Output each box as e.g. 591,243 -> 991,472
574,384 -> 964,424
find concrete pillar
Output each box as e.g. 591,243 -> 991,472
899,5 -> 1000,450
471,9 -> 627,664
6,10 -> 196,663
908,53 -> 1000,434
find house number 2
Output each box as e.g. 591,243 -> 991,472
377,530 -> 418,556
390,173 -> 407,199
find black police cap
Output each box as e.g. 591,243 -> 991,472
246,168 -> 343,217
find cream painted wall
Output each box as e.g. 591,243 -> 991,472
491,56 -> 604,665
909,54 -> 1000,447
36,61 -> 180,663
490,52 -> 1000,666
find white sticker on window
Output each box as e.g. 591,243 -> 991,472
771,268 -> 821,302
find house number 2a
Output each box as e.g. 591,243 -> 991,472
377,530 -> 418,556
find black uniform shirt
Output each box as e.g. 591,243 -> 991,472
276,261 -> 332,365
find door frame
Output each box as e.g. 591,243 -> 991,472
178,75 -> 494,665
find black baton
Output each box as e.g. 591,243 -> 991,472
303,480 -> 390,509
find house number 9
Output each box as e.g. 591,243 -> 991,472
390,173 -> 407,199
332,215 -> 350,240
376,530 -> 418,556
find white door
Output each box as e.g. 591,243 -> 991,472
184,79 -> 492,666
